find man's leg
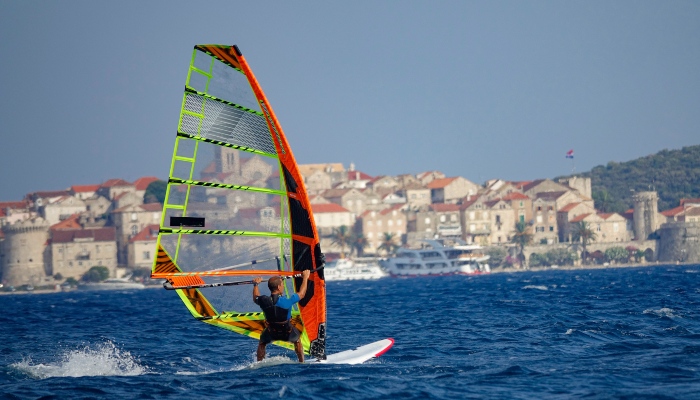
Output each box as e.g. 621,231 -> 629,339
294,340 -> 304,363
257,342 -> 266,361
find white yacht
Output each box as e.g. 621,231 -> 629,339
380,239 -> 490,277
324,258 -> 388,281
79,277 -> 146,291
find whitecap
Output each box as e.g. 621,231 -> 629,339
10,340 -> 148,379
643,307 -> 678,318
522,285 -> 548,291
565,329 -> 575,335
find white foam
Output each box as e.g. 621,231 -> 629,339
11,341 -> 148,379
522,285 -> 548,291
565,329 -> 575,335
643,307 -> 678,318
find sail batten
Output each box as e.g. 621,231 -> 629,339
153,44 -> 326,359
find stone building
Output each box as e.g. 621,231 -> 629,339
128,224 -> 158,269
1,217 -> 50,287
321,188 -> 369,216
460,196 -> 491,245
357,204 -> 407,254
428,177 -> 480,204
111,203 -> 162,265
50,227 -> 118,280
632,191 -> 662,240
310,203 -> 355,237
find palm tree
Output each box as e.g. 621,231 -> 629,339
350,232 -> 370,257
377,232 -> 399,256
511,221 -> 533,268
328,225 -> 353,258
572,221 -> 597,264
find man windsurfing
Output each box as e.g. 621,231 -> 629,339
252,270 -> 310,363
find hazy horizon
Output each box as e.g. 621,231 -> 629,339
2,1 -> 699,201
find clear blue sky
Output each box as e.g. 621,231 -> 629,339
1,1 -> 698,201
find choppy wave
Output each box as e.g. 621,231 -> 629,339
10,341 -> 148,378
643,307 -> 678,318
522,285 -> 549,291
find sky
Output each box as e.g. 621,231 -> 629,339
1,1 -> 699,201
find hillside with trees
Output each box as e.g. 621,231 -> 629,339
556,145 -> 700,213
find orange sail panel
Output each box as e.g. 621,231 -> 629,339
152,44 -> 326,358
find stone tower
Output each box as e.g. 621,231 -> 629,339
558,176 -> 592,198
632,191 -> 660,240
1,217 -> 50,287
215,146 -> 240,175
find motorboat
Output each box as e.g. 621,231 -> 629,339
380,239 -> 490,277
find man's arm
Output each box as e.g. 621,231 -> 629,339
295,270 -> 311,299
252,277 -> 263,303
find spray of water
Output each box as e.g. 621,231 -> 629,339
11,340 -> 149,379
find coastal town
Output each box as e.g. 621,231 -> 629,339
1,150 -> 699,290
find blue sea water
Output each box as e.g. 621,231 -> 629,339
2,264 -> 700,399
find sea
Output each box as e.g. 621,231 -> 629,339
2,264 -> 700,399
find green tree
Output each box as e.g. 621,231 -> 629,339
377,232 -> 399,256
604,247 -> 629,264
144,180 -> 167,204
511,221 -> 533,267
328,225 -> 353,258
529,253 -> 547,267
545,248 -> 578,266
572,221 -> 597,264
81,266 -> 110,282
350,233 -> 369,257
485,247 -> 507,269
64,277 -> 79,286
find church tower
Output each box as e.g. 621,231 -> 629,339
1,217 -> 50,287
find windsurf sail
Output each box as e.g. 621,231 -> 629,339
151,44 -> 326,359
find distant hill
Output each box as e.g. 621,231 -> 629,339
556,145 -> 700,213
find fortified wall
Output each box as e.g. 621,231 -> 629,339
657,222 -> 700,263
1,217 -> 50,286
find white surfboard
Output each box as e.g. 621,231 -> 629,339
312,338 -> 394,365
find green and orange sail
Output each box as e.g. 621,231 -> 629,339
151,44 -> 326,358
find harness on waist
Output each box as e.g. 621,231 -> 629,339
258,294 -> 292,334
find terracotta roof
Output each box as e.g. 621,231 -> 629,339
681,198 -> 700,206
502,192 -> 529,201
597,213 -> 615,220
661,206 -> 684,217
133,176 -> 160,190
50,214 -> 82,230
559,202 -> 581,213
71,184 -> 100,193
28,190 -> 72,199
101,178 -> 132,188
571,213 -> 591,223
311,203 -> 351,213
0,201 -> 29,210
427,177 -> 457,189
51,227 -> 116,243
347,170 -> 373,181
686,207 -> 700,217
379,204 -> 405,215
129,224 -> 160,243
430,203 -> 461,212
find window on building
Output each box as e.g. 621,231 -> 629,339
143,251 -> 151,260
450,214 -> 457,222
425,217 -> 431,224
131,213 -> 137,221
440,215 -> 446,222
549,226 -> 554,231
131,225 -> 139,236
519,215 -> 525,222
537,206 -> 542,211
469,211 -> 475,220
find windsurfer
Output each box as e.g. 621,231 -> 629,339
253,270 -> 310,363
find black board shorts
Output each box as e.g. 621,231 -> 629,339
259,325 -> 301,345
